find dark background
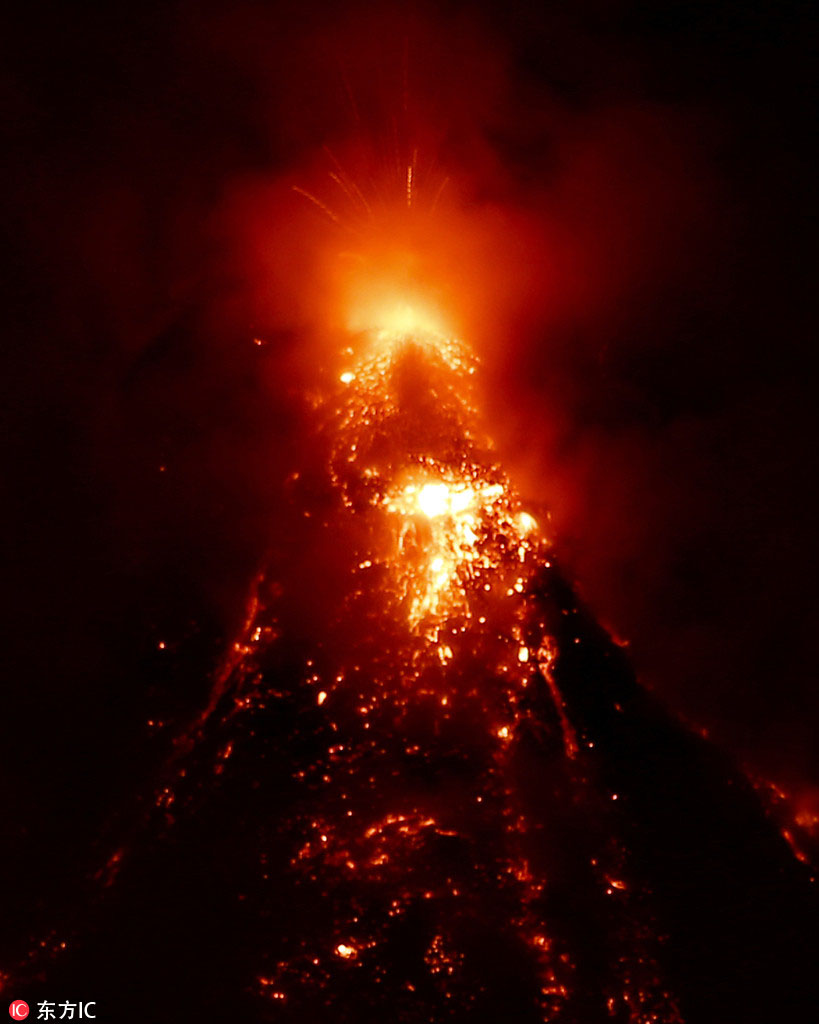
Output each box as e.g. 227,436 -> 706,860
2,0 -> 817,912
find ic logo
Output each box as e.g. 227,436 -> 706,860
9,1003 -> 29,1020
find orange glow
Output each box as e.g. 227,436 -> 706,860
326,211 -> 468,344
345,287 -> 449,339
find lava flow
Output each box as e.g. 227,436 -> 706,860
185,309 -> 687,1022
6,225 -> 819,1024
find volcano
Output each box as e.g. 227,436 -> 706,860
6,321 -> 818,1023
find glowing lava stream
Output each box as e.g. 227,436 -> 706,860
330,322 -> 543,637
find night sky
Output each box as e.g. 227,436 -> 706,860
2,0 -> 818,1003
